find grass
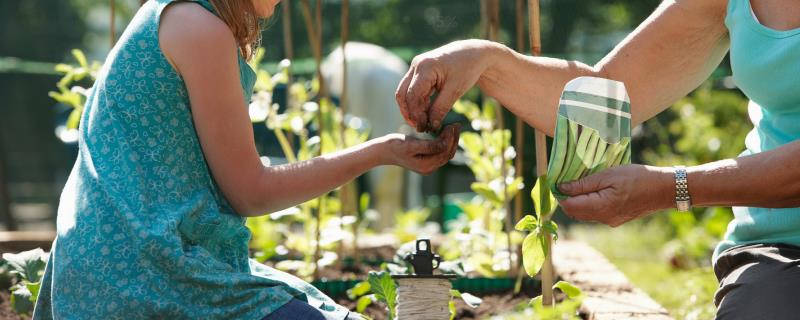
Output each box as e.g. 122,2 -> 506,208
569,218 -> 719,320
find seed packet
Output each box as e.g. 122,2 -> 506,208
547,76 -> 632,200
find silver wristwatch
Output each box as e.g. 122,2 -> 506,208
674,166 -> 691,212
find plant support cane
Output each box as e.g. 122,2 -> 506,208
526,0 -> 556,307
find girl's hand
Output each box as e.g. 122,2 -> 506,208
379,123 -> 461,175
557,164 -> 674,227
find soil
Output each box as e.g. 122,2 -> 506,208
337,290 -> 538,320
0,291 -> 26,320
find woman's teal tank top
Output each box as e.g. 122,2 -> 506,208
32,0 -> 348,318
714,0 -> 800,260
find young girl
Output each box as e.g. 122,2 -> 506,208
32,0 -> 459,319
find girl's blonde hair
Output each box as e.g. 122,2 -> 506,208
207,0 -> 262,59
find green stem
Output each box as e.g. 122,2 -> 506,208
274,128 -> 297,163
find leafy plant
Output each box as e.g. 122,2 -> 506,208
514,177 -> 585,318
245,48 -> 370,278
48,49 -> 101,131
367,271 -> 397,319
442,99 -> 524,277
448,289 -> 482,320
2,248 -> 49,316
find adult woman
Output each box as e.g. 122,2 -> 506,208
396,0 -> 800,318
33,0 -> 459,319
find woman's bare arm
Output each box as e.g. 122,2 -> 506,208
159,3 -> 458,217
397,0 -> 730,135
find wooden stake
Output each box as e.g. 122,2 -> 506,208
513,0 -> 525,226
299,0 -> 327,280
513,0 -> 527,279
481,0 -> 516,277
110,0 -> 116,49
528,0 -> 555,307
281,1 -> 295,149
337,0 -> 354,270
282,1 -> 294,61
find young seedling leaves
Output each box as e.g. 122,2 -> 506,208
471,182 -> 503,204
359,193 -> 370,214
532,175 -> 557,219
522,232 -> 546,277
10,283 -> 34,316
347,280 -> 371,299
530,295 -> 544,309
542,220 -> 559,241
2,248 -> 47,283
356,294 -> 375,313
514,215 -> 539,232
451,289 -> 482,308
553,281 -> 583,299
367,271 -> 397,319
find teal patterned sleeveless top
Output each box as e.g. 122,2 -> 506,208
32,0 -> 349,318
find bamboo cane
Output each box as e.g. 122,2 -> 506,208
527,0 -> 555,307
282,1 -> 294,61
298,0 -> 326,280
281,1 -> 295,149
513,0 -> 527,279
481,0 -> 516,276
337,0 -> 355,270
514,0 -> 525,227
110,0 -> 116,48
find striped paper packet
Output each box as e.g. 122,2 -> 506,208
547,76 -> 632,200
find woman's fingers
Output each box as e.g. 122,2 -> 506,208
428,82 -> 463,131
558,169 -> 613,196
395,70 -> 415,128
405,66 -> 437,132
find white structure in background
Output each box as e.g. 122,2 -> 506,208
321,42 -> 423,229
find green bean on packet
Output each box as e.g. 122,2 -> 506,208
546,77 -> 632,200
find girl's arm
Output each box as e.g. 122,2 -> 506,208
159,3 -> 459,217
397,0 -> 729,134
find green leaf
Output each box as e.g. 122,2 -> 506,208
359,193 -> 370,214
542,220 -> 559,241
451,289 -> 482,308
356,294 -> 374,313
71,49 -> 88,68
368,271 -> 397,319
2,248 -> 47,282
10,284 -> 33,316
471,182 -> 502,204
66,107 -> 83,129
514,215 -> 539,232
449,299 -> 457,320
522,232 -> 545,277
530,295 -> 543,308
459,132 -> 484,155
54,63 -> 73,74
347,281 -> 371,299
553,281 -> 582,299
26,281 -> 41,303
532,175 -> 557,218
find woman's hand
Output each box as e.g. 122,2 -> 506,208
395,40 -> 502,132
558,164 -> 674,227
379,123 -> 461,175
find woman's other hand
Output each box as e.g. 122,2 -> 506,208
379,123 -> 461,175
558,164 -> 674,227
